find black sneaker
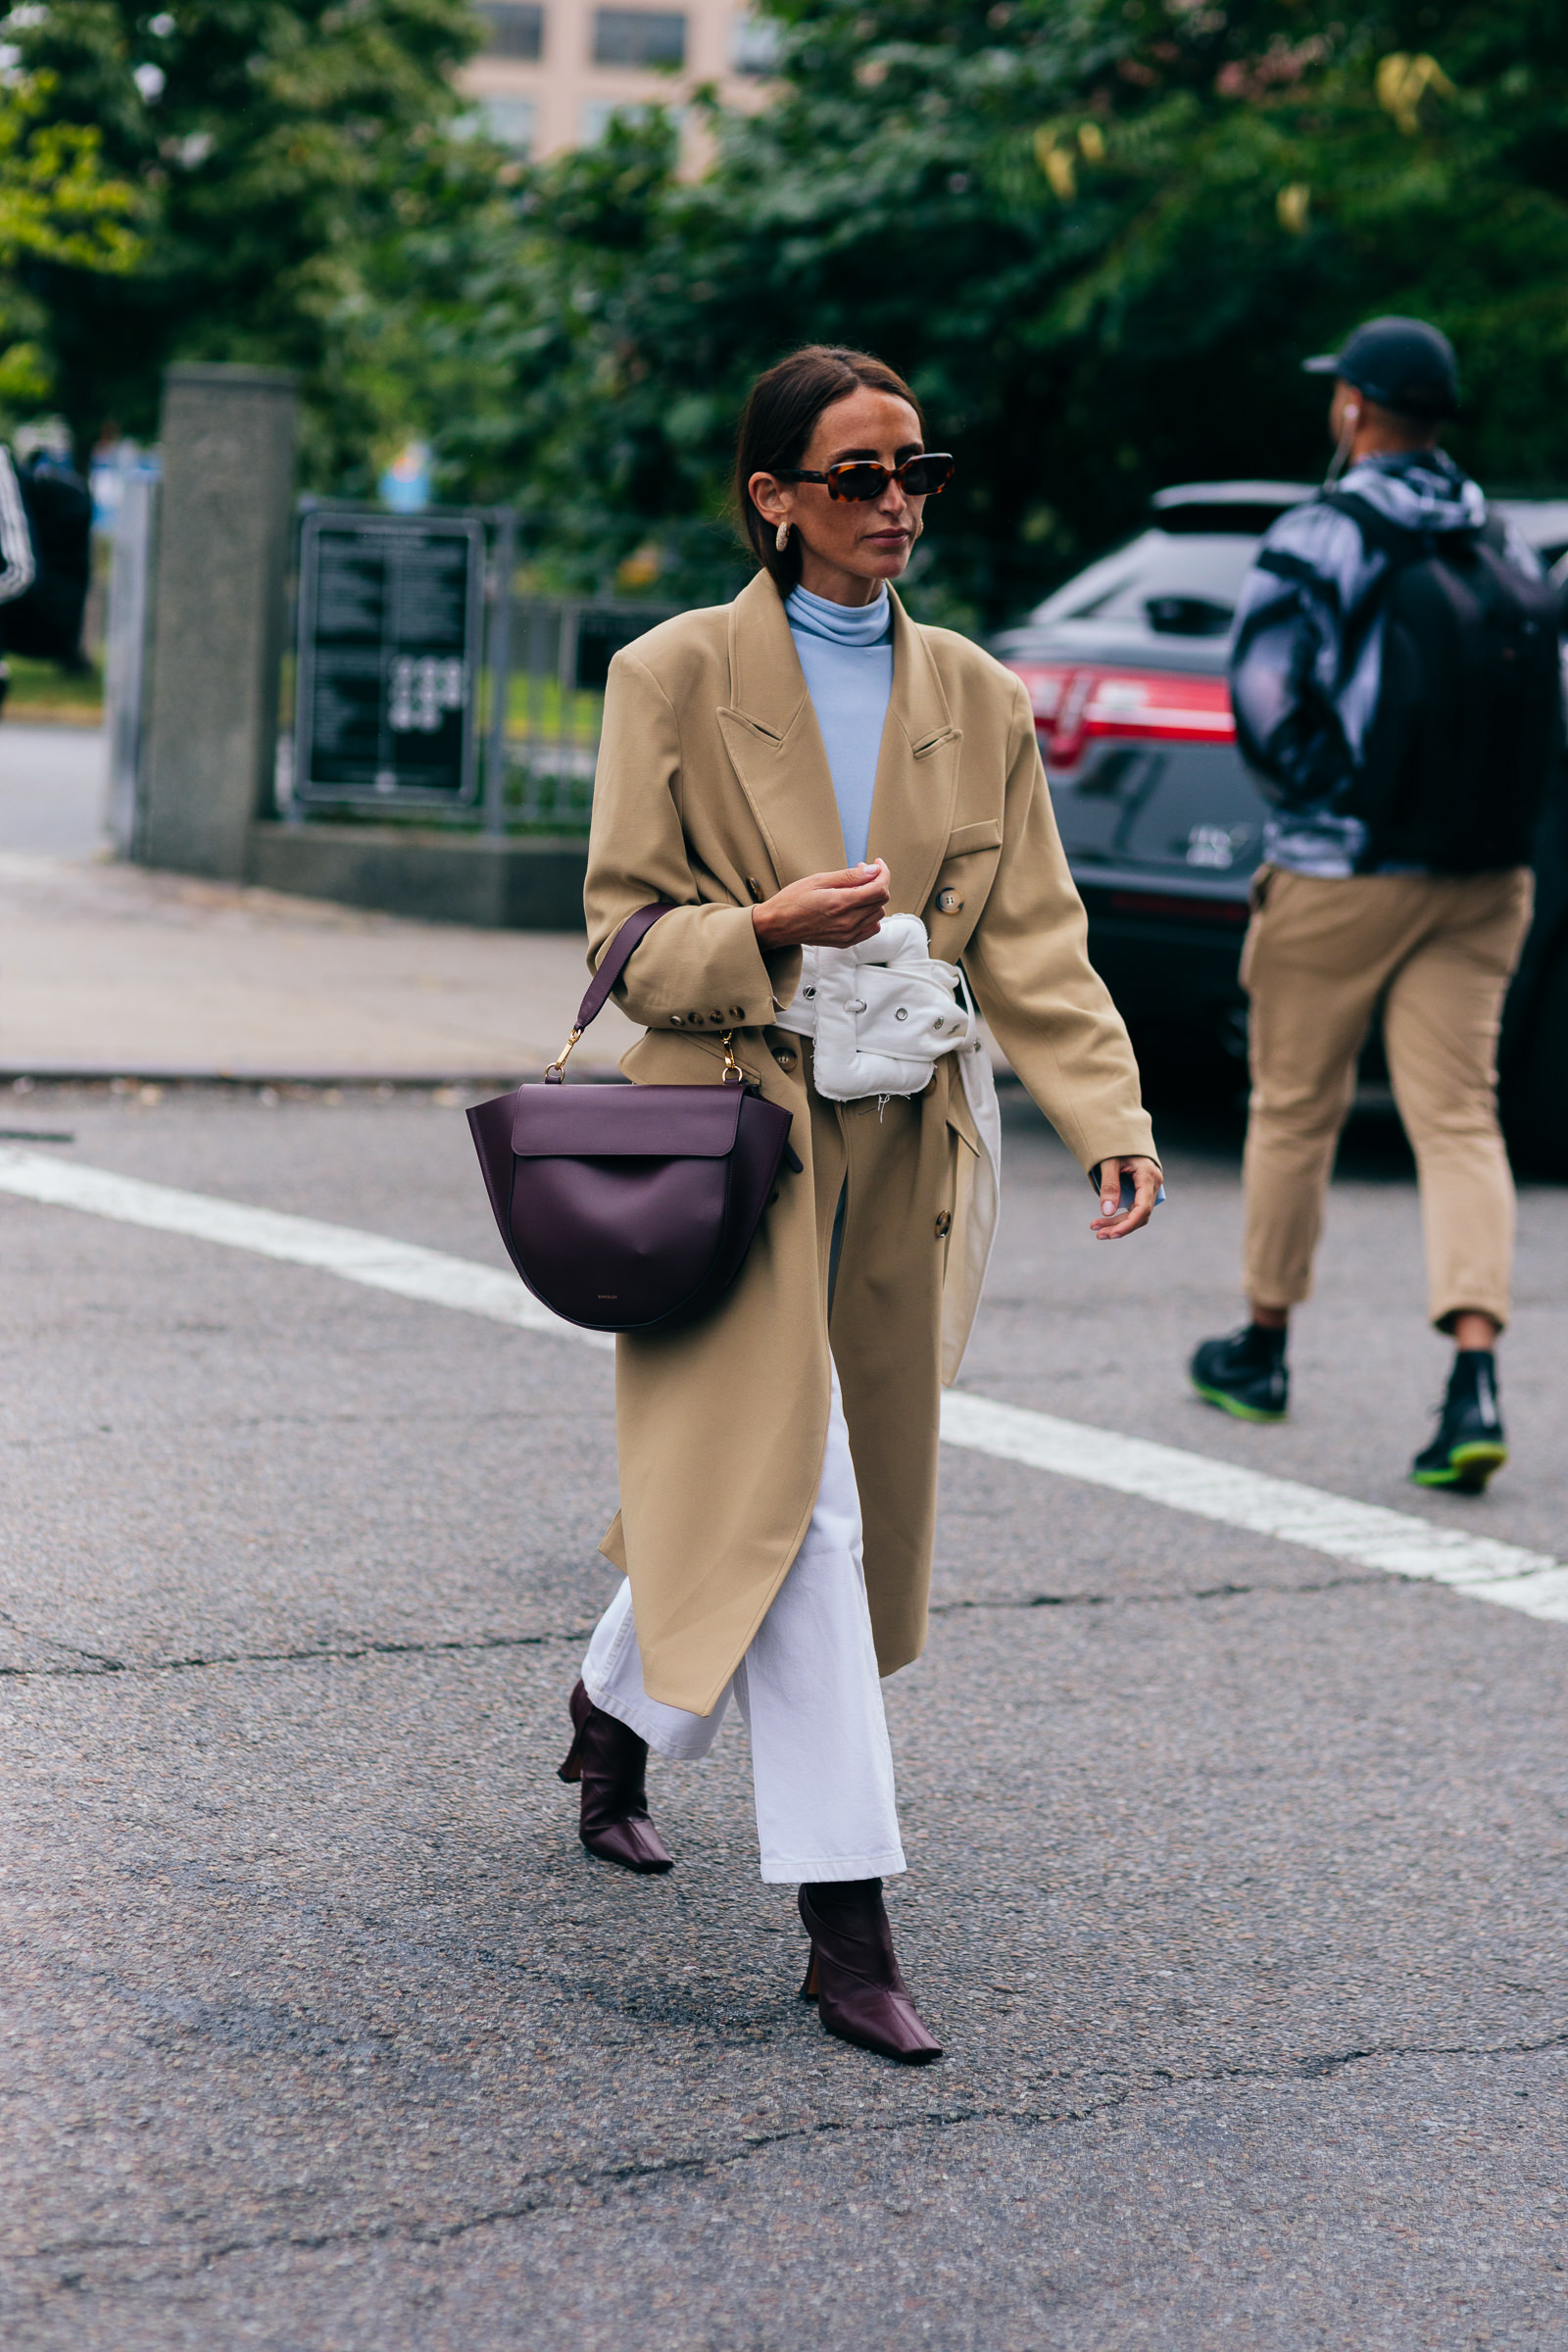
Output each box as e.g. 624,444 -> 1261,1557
1189,1324 -> 1289,1423
1411,1350 -> 1507,1493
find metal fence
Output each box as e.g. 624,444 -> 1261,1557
104,492 -> 689,841
500,592 -> 683,832
104,467 -> 160,857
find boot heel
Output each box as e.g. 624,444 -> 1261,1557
800,1953 -> 819,2002
557,1734 -> 584,1786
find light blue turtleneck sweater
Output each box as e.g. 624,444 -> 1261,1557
785,582 -> 893,869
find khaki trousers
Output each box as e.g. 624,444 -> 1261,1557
1240,866 -> 1533,1331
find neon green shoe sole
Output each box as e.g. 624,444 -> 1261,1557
1190,1378 -> 1288,1425
1410,1441 -> 1508,1494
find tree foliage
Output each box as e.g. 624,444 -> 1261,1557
437,0 -> 1568,622
0,68 -> 138,413
6,0 -> 1567,617
3,0 -> 482,474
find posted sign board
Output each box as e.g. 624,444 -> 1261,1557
293,511 -> 485,808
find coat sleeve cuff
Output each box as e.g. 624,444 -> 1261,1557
1085,1143 -> 1162,1183
612,905 -> 800,1036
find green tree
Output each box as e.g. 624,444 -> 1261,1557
0,69 -> 138,417
4,0 -> 482,474
443,0 -> 1568,624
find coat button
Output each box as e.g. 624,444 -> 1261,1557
934,1208 -> 953,1238
773,1047 -> 798,1070
936,887 -> 963,915
710,1011 -> 725,1023
747,877 -> 764,903
670,1013 -> 683,1024
730,1005 -> 746,1019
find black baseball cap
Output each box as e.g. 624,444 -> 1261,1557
1302,316 -> 1460,418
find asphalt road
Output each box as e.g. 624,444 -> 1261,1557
4,1079 -> 1567,2350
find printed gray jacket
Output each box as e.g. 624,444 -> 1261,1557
0,447 -> 34,612
1228,450 -> 1541,877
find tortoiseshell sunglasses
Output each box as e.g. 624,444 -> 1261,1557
772,452 -> 956,502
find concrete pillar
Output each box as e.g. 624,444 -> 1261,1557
136,364 -> 297,877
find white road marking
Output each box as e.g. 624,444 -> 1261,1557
0,1143 -> 613,1350
2,1144 -> 1560,1621
936,1392 -> 1567,1617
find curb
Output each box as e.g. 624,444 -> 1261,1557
2,1065 -> 630,1091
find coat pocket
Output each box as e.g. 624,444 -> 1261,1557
944,817 -> 1004,858
1238,864 -> 1274,994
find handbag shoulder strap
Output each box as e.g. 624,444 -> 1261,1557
546,901 -> 674,1079
576,902 -> 675,1030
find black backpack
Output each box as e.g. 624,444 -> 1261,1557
0,453 -> 92,665
1326,488 -> 1564,873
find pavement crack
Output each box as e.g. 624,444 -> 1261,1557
24,2026 -> 1568,2295
929,1571 -> 1387,1617
0,1628 -> 595,1681
0,1605 -> 128,1674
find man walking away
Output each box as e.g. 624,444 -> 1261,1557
1191,317 -> 1563,1491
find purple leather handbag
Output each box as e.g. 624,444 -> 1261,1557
466,903 -> 796,1334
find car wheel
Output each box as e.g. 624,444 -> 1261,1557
1501,937 -> 1568,1179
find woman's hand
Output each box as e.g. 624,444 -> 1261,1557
753,860 -> 892,950
1090,1156 -> 1161,1240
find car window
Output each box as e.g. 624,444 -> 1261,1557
1494,501 -> 1568,570
1030,530 -> 1262,635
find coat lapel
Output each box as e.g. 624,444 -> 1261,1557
866,588 -> 962,914
718,572 -> 848,885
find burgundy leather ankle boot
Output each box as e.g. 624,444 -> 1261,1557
798,1878 -> 941,2063
558,1680 -> 673,1874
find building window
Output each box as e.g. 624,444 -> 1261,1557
730,13 -> 778,73
478,0 -> 544,57
592,8 -> 686,68
482,95 -> 538,151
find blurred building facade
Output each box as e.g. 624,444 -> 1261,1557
458,0 -> 775,158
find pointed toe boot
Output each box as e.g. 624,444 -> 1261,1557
798,1879 -> 941,2064
558,1680 -> 673,1874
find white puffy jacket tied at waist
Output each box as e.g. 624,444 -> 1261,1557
774,913 -> 1003,1382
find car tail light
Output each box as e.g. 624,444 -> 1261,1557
1106,889 -> 1250,929
1004,662 -> 1236,772
1009,663 -> 1074,725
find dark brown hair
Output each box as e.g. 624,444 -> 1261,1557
733,345 -> 925,594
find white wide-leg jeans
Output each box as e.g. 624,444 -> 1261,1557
582,1369 -> 906,1885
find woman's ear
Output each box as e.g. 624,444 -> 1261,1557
749,470 -> 788,528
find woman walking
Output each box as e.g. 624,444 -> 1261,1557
560,345 -> 1160,2063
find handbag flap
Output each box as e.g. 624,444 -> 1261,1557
511,1080 -> 748,1159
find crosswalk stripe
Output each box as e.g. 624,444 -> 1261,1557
3,1144 -> 1560,1622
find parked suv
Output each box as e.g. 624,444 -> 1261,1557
991,481 -> 1568,1174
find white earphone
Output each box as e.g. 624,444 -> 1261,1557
1325,397 -> 1361,486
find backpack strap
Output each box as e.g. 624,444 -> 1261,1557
1322,488 -> 1424,562
1324,486 -> 1487,562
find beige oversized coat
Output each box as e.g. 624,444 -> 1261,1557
584,571 -> 1157,1715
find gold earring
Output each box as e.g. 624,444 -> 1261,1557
775,518 -> 791,554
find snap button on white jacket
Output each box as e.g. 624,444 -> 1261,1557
774,914 -> 977,1102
